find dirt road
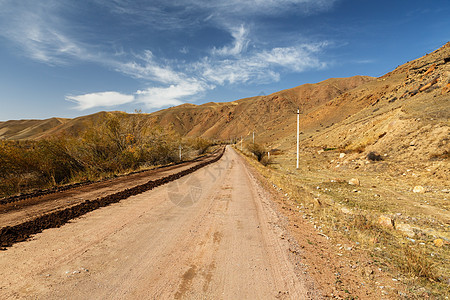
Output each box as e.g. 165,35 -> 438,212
0,146 -> 314,299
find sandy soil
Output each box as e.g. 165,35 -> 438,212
0,146 -> 316,299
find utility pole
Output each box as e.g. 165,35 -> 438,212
240,136 -> 243,151
179,144 -> 182,161
296,108 -> 299,169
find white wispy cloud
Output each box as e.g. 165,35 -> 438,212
135,80 -> 211,109
180,47 -> 189,54
66,92 -> 134,110
256,44 -> 328,71
201,43 -> 327,85
0,1 -> 87,64
212,25 -> 249,56
180,0 -> 336,18
115,50 -> 185,84
64,41 -> 328,110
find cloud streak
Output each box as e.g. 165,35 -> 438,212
0,1 -> 87,64
66,92 -> 135,110
135,80 -> 211,109
212,25 -> 249,56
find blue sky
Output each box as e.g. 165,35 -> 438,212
0,0 -> 449,121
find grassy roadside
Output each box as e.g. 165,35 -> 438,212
234,145 -> 449,298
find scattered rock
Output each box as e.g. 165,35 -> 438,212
313,197 -> 322,206
378,215 -> 394,228
422,63 -> 436,77
409,89 -> 419,96
433,238 -> 444,247
339,153 -> 346,158
419,76 -> 439,92
363,266 -> 374,279
348,178 -> 360,186
388,96 -> 397,103
396,223 -> 415,237
441,82 -> 450,94
341,207 -> 352,214
406,237 -> 416,243
413,186 -> 425,193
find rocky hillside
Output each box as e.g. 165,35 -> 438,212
301,42 -> 449,163
149,76 -> 374,141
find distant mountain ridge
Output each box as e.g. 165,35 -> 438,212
0,76 -> 374,141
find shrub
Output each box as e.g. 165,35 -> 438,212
188,137 -> 213,155
247,143 -> 266,161
367,151 -> 383,161
247,142 -> 272,165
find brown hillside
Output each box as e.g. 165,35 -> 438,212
38,111 -> 129,139
149,76 -> 374,142
1,75 -> 372,142
297,41 -> 449,163
0,118 -> 68,140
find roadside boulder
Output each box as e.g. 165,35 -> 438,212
433,238 -> 444,247
348,178 -> 360,186
396,223 -> 415,237
413,186 -> 425,193
442,82 -> 450,94
378,215 -> 394,228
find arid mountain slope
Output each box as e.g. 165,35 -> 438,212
148,76 -> 374,141
298,42 -> 449,163
0,118 -> 68,140
0,76 -> 373,141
